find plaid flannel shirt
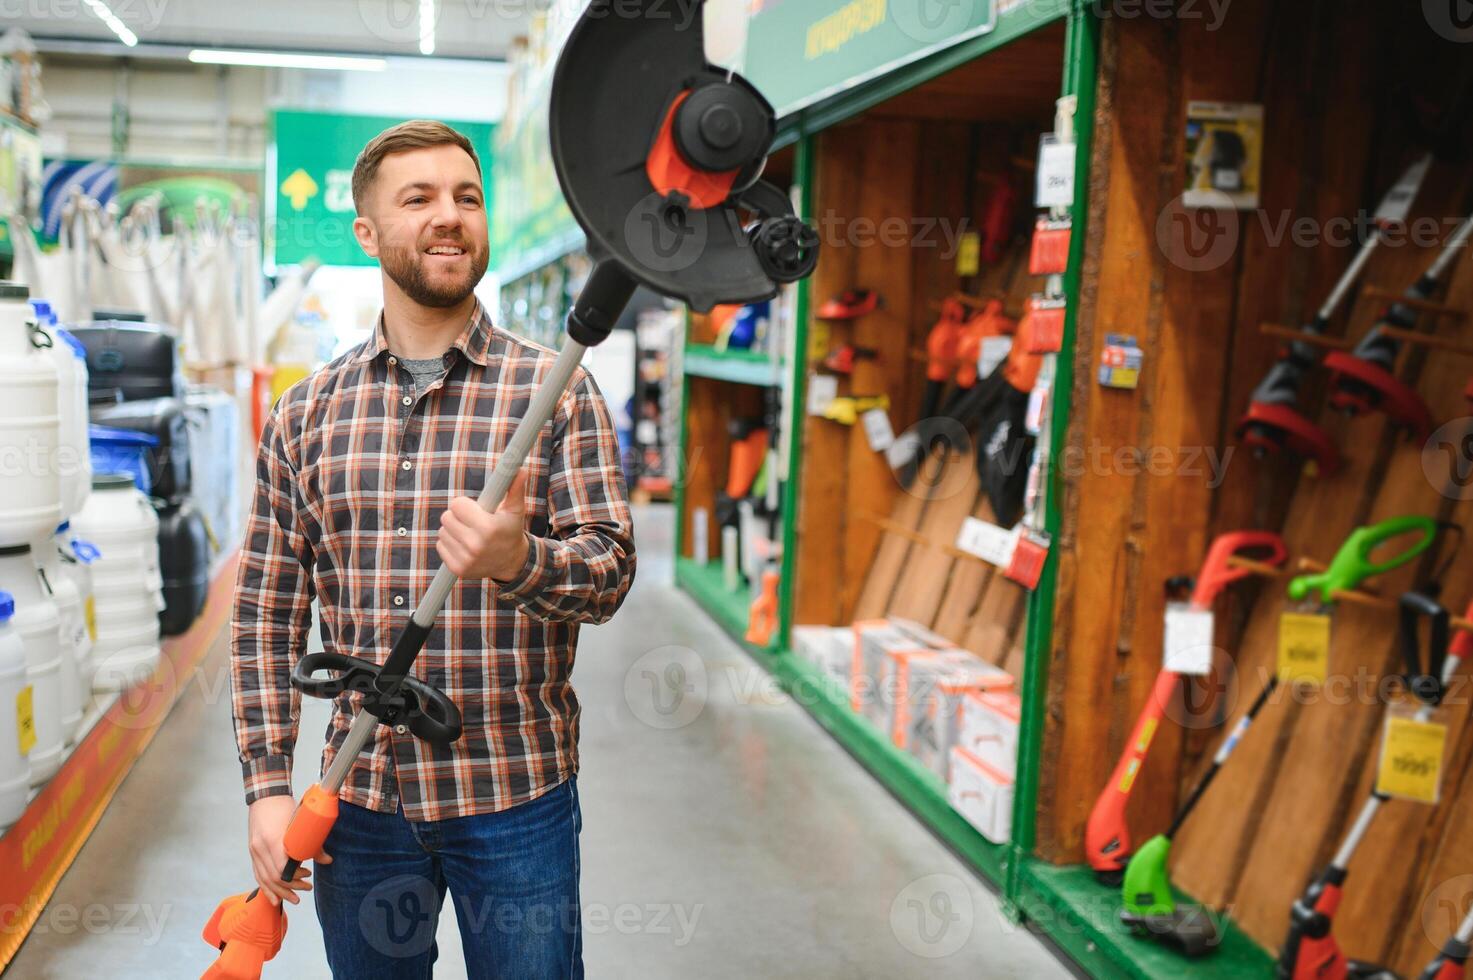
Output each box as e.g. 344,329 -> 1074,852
230,302 -> 636,821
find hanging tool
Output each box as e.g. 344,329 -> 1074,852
1120,677 -> 1278,956
816,288 -> 880,320
202,3 -> 820,976
1278,593 -> 1468,980
822,394 -> 890,426
1325,215 -> 1473,440
820,343 -> 878,376
1236,155 -> 1431,474
1287,516 -> 1438,606
974,306 -> 1047,526
745,564 -> 780,647
1086,531 -> 1288,882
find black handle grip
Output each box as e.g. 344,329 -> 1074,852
291,652 -> 464,747
293,652 -> 380,699
399,676 -> 463,746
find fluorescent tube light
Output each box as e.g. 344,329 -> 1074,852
419,0 -> 436,56
187,49 -> 389,71
83,0 -> 139,47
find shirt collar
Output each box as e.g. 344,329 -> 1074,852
356,301 -> 494,368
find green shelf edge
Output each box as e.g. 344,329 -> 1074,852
674,557 -> 1011,888
1015,862 -> 1274,980
683,345 -> 784,387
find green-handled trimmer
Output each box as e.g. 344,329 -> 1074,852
1121,514 -> 1442,957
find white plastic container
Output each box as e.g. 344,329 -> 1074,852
0,544 -> 64,784
69,475 -> 162,691
58,524 -> 99,686
184,385 -> 241,567
949,746 -> 1014,845
959,689 -> 1021,779
0,591 -> 32,826
30,302 -> 90,521
33,530 -> 84,743
0,282 -> 62,547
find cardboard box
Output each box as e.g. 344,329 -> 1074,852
851,619 -> 955,731
949,746 -> 1014,844
959,689 -> 1021,778
792,625 -> 853,686
909,655 -> 1014,780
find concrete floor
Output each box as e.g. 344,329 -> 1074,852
8,506 -> 1071,979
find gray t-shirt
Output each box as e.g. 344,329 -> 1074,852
399,356 -> 447,399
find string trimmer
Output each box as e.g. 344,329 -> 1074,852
1236,155 -> 1431,474
201,3 -> 819,976
1325,214 -> 1473,439
1423,904 -> 1473,980
1086,531 -> 1288,882
1278,594 -> 1470,980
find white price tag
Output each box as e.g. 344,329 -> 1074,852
807,374 -> 838,415
979,335 -> 1013,379
862,408 -> 895,452
955,518 -> 1021,568
1036,137 -> 1077,208
1163,603 -> 1216,676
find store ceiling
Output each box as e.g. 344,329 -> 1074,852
12,0 -> 532,62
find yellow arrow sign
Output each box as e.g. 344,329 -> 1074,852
281,168 -> 319,211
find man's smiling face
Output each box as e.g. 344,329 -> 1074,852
357,143 -> 490,308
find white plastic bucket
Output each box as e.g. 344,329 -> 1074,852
0,596 -> 32,827
0,545 -> 64,785
72,475 -> 162,691
0,283 -> 62,548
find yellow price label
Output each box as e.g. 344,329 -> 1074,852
85,595 -> 97,642
1278,612 -> 1331,686
16,685 -> 34,756
956,232 -> 982,278
1376,715 -> 1448,804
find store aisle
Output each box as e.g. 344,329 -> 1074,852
9,506 -> 1068,979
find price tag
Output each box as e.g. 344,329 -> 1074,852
1005,531 -> 1051,590
85,595 -> 97,641
807,374 -> 838,416
1025,296 -> 1068,354
1376,710 -> 1448,804
16,685 -> 34,755
956,232 -> 982,277
862,408 -> 895,453
1164,603 -> 1215,676
1036,137 -> 1077,208
956,517 -> 1021,567
979,335 -> 1013,379
1029,218 -> 1073,276
1278,611 -> 1331,686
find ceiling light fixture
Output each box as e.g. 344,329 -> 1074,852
419,0 -> 437,56
83,0 -> 139,47
187,49 -> 389,71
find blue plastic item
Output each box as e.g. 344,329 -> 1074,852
55,327 -> 88,361
71,540 -> 100,564
0,591 -> 12,621
90,424 -> 160,495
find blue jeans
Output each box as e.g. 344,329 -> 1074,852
313,777 -> 583,979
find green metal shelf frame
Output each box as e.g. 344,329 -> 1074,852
683,344 -> 785,387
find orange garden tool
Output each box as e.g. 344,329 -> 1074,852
1086,531 -> 1288,882
745,566 -> 780,647
201,2 -> 820,975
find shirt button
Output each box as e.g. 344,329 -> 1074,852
402,460 -> 412,471
397,527 -> 408,537
402,395 -> 412,406
394,595 -> 405,606
388,356 -> 397,365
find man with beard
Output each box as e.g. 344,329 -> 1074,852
229,120 -> 635,978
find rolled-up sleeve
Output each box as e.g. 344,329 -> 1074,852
230,406 -> 315,804
496,369 -> 636,624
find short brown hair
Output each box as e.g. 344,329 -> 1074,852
351,120 -> 482,214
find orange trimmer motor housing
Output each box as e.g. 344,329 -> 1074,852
646,90 -> 742,210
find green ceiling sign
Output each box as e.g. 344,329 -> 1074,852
270,110 -> 496,268
742,0 -> 998,116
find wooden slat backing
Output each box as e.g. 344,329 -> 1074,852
680,377 -> 766,561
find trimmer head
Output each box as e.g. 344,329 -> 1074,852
1237,400 -> 1342,475
549,0 -> 819,312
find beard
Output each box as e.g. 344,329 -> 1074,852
379,236 -> 490,308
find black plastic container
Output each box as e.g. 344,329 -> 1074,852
156,498 -> 210,636
71,321 -> 184,403
91,398 -> 192,502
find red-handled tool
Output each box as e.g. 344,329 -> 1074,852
1422,903 -> 1473,980
1086,531 -> 1288,882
